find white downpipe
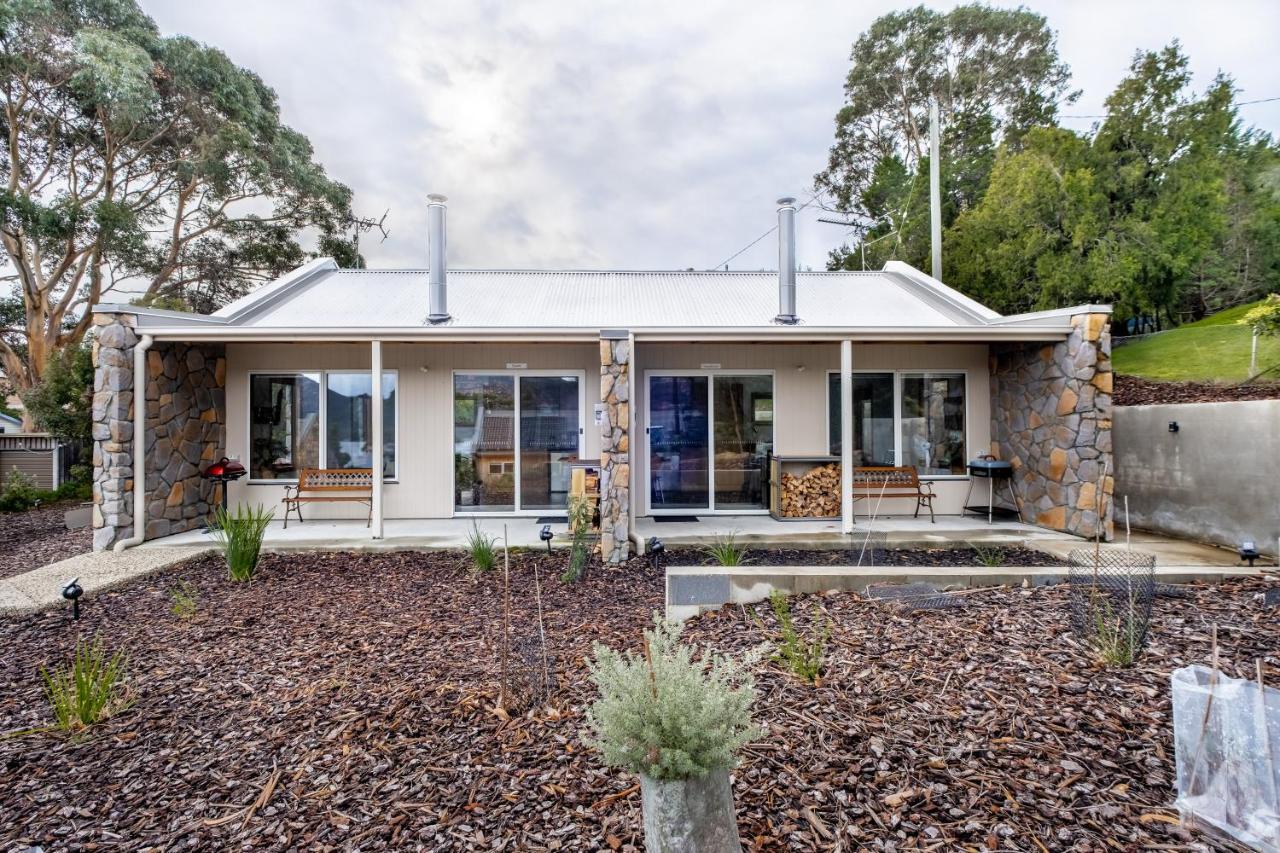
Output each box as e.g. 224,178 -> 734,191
371,341 -> 384,539
113,333 -> 154,552
840,340 -> 854,535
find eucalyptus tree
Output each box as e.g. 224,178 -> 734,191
817,4 -> 1074,271
0,0 -> 354,406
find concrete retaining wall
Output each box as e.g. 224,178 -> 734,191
1114,400 -> 1279,557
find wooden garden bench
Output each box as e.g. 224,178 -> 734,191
282,468 -> 373,528
851,466 -> 936,522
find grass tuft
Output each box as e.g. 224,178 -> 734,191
466,522 -> 498,573
170,580 -> 199,619
40,635 -> 131,731
212,503 -> 274,582
767,590 -> 828,686
703,532 -> 747,566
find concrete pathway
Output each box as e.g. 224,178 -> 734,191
0,547 -> 208,615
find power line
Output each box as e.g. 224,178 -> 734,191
1060,94 -> 1279,119
711,191 -> 823,271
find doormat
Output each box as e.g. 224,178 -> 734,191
535,516 -> 568,524
654,515 -> 700,523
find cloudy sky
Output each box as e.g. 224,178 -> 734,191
147,0 -> 1280,274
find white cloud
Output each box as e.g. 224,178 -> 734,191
145,0 -> 1280,273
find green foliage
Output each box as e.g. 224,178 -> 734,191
40,635 -> 131,731
817,3 -> 1074,268
170,580 -> 199,620
466,522 -> 498,573
211,503 -> 274,581
0,468 -> 39,512
970,543 -> 1006,568
767,591 -> 828,686
0,0 -> 354,392
585,613 -> 762,781
1087,594 -> 1142,667
1240,294 -> 1280,338
1112,298 -> 1280,381
703,532 -> 747,567
562,496 -> 594,583
19,344 -> 93,448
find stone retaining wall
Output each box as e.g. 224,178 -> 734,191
989,311 -> 1114,540
92,312 -> 226,550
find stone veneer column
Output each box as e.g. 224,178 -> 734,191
91,313 -> 138,551
92,311 -> 226,551
599,333 -> 632,563
989,311 -> 1114,540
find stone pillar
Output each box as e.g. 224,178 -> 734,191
989,311 -> 1114,540
599,332 -> 632,563
91,312 -> 226,551
144,341 -> 226,541
91,313 -> 138,551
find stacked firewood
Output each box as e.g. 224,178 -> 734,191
779,463 -> 841,517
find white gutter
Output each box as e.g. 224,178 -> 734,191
137,324 -> 1075,344
113,333 -> 154,552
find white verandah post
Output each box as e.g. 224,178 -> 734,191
840,339 -> 854,535
371,340 -> 384,539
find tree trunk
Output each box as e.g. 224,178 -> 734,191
640,771 -> 742,853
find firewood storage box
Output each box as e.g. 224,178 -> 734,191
769,454 -> 841,521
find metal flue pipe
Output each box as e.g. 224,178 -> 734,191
426,193 -> 450,323
775,197 -> 798,324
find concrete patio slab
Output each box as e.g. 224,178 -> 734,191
0,547 -> 207,615
143,518 -> 567,552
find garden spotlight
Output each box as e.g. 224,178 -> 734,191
540,524 -> 553,552
61,577 -> 83,620
1239,540 -> 1259,568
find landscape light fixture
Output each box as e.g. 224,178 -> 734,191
1239,540 -> 1259,568
1168,421 -> 1180,433
647,537 -> 665,570
540,524 -> 554,552
61,577 -> 83,620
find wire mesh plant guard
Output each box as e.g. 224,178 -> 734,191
1067,547 -> 1156,654
1172,664 -> 1280,851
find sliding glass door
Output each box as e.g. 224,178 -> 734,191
454,372 -> 583,513
647,372 -> 773,513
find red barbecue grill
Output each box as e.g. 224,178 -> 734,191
201,457 -> 247,516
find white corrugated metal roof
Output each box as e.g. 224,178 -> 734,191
225,265 -> 999,329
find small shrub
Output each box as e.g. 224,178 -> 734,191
0,468 -> 38,512
170,580 -> 199,619
970,543 -> 1005,567
767,590 -> 828,685
212,503 -> 274,581
703,531 -> 747,566
562,496 -> 594,583
466,521 -> 498,572
40,636 -> 131,731
1088,593 -> 1142,667
586,612 -> 762,781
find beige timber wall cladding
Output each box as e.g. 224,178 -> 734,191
92,312 -> 226,550
989,312 -> 1115,540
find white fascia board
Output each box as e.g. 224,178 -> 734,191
989,304 -> 1113,326
143,324 -> 1074,343
213,257 -> 338,321
882,260 -> 1002,321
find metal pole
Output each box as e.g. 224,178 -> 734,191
929,99 -> 942,281
371,341 -> 384,539
840,340 -> 854,535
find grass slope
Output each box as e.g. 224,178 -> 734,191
1112,298 -> 1280,382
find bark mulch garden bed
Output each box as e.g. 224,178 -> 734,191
1115,373 -> 1280,406
669,546 -> 1060,568
0,549 -> 1273,851
0,503 -> 91,580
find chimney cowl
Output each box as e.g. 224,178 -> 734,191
775,196 -> 798,325
427,194 -> 450,323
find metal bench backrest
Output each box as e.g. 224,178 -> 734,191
297,468 -> 373,492
851,466 -> 920,491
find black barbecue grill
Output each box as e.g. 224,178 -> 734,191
963,456 -> 1022,523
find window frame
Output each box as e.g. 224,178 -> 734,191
246,368 -> 400,484
825,368 -> 971,480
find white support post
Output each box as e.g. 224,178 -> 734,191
840,340 -> 854,535
370,340 -> 384,540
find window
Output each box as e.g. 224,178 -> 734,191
827,372 -> 967,475
249,371 -> 397,481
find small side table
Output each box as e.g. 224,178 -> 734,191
963,458 -> 1022,523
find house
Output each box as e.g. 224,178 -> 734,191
0,411 -> 22,434
89,195 -> 1114,559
